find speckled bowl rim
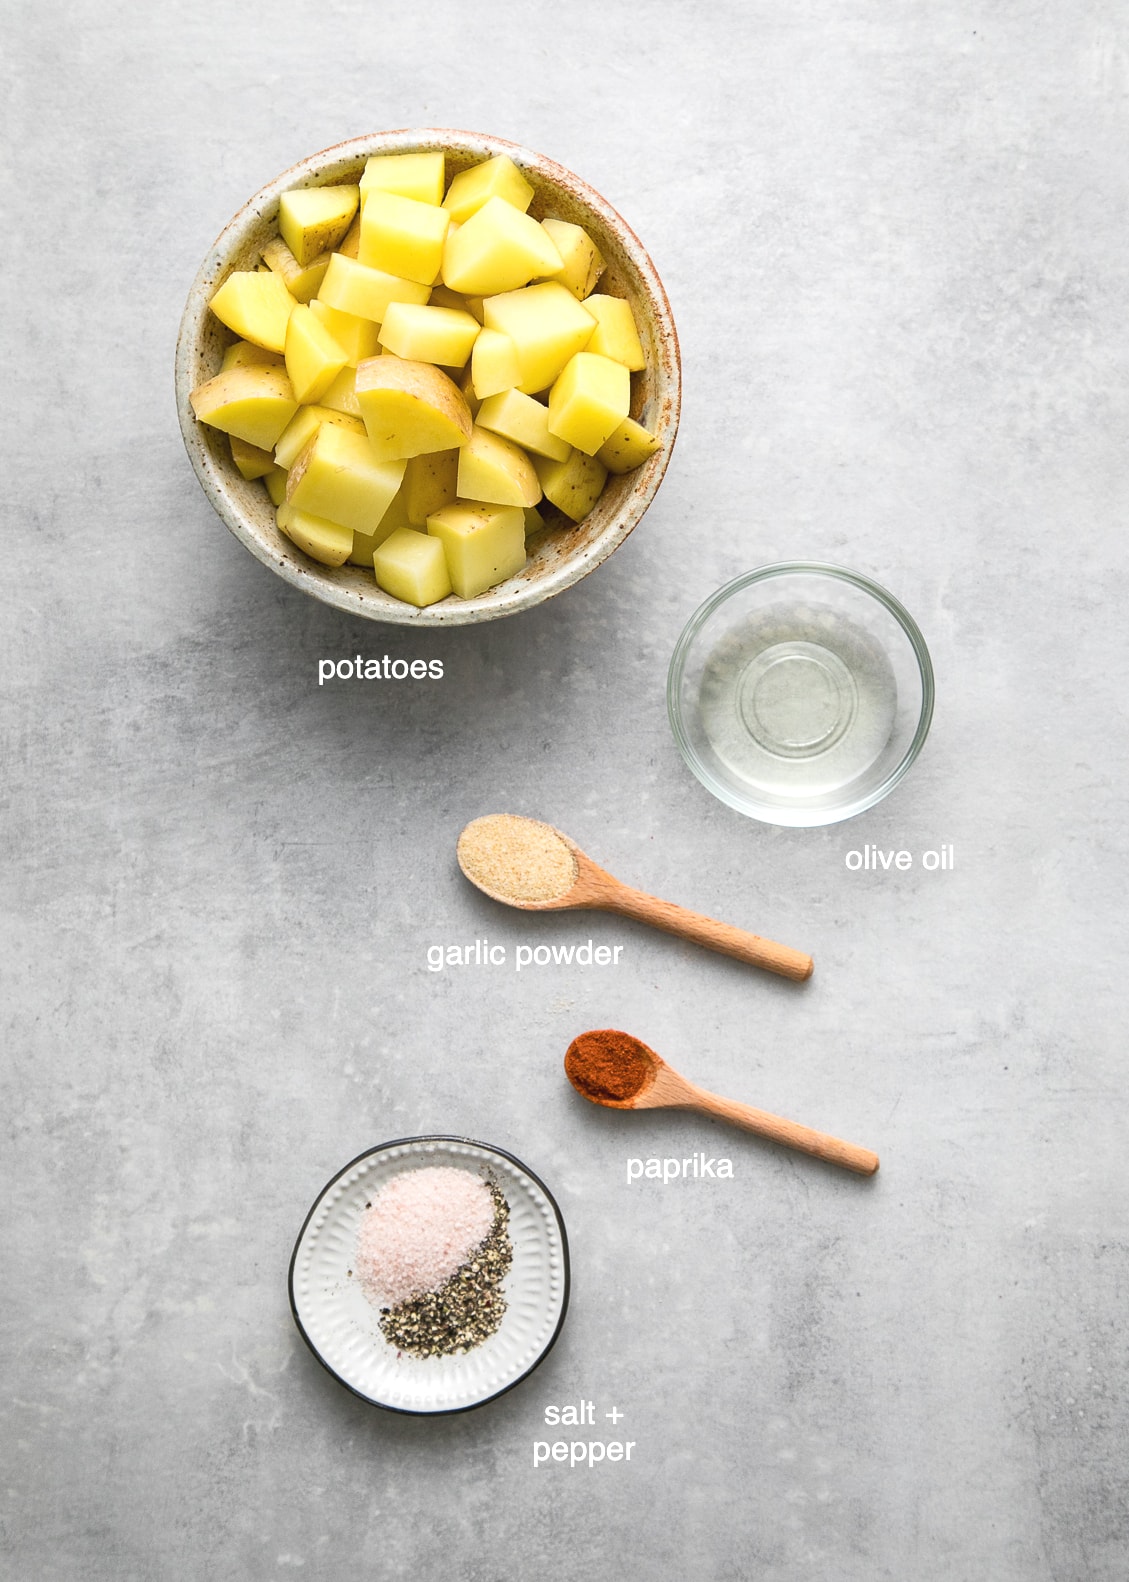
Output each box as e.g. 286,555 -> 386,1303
288,1134 -> 571,1415
175,129 -> 681,627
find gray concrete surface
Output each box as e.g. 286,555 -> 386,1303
4,2 -> 1128,1578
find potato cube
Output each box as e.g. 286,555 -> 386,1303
426,502 -> 526,598
457,425 -> 542,508
582,294 -> 645,370
264,466 -> 288,506
547,352 -> 630,455
404,450 -> 459,525
189,365 -> 298,450
278,185 -> 359,266
348,480 -> 414,564
338,212 -> 362,258
229,435 -> 275,480
470,328 -> 521,399
284,303 -> 348,404
458,363 -> 481,418
261,235 -> 331,304
355,357 -> 473,462
373,528 -> 453,607
220,340 -> 284,372
307,300 -> 381,365
443,154 -> 534,224
359,190 -> 450,285
319,365 -> 362,416
539,218 -> 604,300
441,197 -> 562,297
209,271 -> 298,353
475,387 -> 570,461
482,282 -> 595,394
524,503 -> 547,535
273,404 -> 366,470
360,152 -> 446,210
286,423 -> 407,535
318,254 -> 431,324
276,502 -> 354,565
597,416 -> 661,473
378,303 -> 480,368
533,449 -> 607,521
428,284 -> 473,315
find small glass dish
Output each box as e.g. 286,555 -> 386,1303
667,563 -> 934,827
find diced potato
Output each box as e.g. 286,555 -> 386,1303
533,449 -> 608,521
221,339 -> 285,372
539,218 -> 604,300
264,466 -> 288,506
278,185 -> 359,266
208,271 -> 298,353
307,300 -> 381,365
582,294 -> 645,371
458,363 -> 481,418
361,151 -> 446,210
475,387 -> 570,461
338,213 -> 362,258
428,284 -> 473,315
443,154 -> 534,225
404,450 -> 459,525
359,190 -> 450,285
523,503 -> 547,535
319,366 -> 362,416
284,304 -> 348,404
426,502 -> 526,598
318,254 -> 431,324
463,295 -> 485,325
547,352 -> 631,455
276,502 -> 354,565
482,282 -> 595,394
273,404 -> 367,470
261,235 -> 331,304
378,303 -> 480,368
355,357 -> 473,462
230,435 -> 275,479
189,364 -> 298,450
457,425 -> 542,509
441,196 -> 562,296
597,416 -> 661,473
470,328 -> 521,399
373,527 -> 453,607
286,423 -> 407,536
348,480 -> 415,563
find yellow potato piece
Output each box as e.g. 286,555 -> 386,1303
373,527 -> 453,607
338,212 -> 362,259
261,235 -> 331,304
355,356 -> 473,463
359,190 -> 450,286
263,466 -> 288,506
548,351 -> 631,455
426,502 -> 527,598
456,425 -> 542,509
276,502 -> 354,565
596,416 -> 661,473
475,387 -> 569,461
443,154 -> 534,225
273,404 -> 366,470
533,448 -> 608,522
428,284 -> 473,315
220,339 -> 285,372
278,185 -> 359,266
318,254 -> 431,324
523,503 -> 547,536
470,328 -> 521,399
404,450 -> 459,525
208,271 -> 298,353
360,152 -> 446,210
348,481 -> 414,564
582,294 -> 646,371
189,364 -> 298,450
539,218 -> 605,300
441,197 -> 562,297
307,300 -> 381,365
319,365 -> 362,416
378,303 -> 480,368
286,422 -> 407,536
229,435 -> 275,480
481,282 -> 595,394
284,304 -> 348,404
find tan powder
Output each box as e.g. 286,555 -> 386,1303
457,815 -> 578,904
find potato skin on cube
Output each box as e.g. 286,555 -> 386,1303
221,339 -> 284,372
405,450 -> 460,525
533,449 -> 608,522
230,435 -> 275,479
209,271 -> 298,353
547,351 -> 631,456
597,416 -> 661,473
261,235 -> 331,304
190,365 -> 298,450
278,185 -> 359,266
355,356 -> 473,463
286,423 -> 406,536
426,502 -> 527,598
582,294 -> 646,371
276,502 -> 354,566
373,527 -> 453,607
539,218 -> 605,300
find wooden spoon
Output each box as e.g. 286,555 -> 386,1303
457,814 -> 813,982
565,1029 -> 879,1176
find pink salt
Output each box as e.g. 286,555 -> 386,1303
356,1166 -> 495,1309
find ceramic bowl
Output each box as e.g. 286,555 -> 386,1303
175,129 -> 680,626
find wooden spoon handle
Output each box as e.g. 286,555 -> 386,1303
695,1088 -> 879,1175
598,884 -> 813,981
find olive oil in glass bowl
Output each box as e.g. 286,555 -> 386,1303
667,564 -> 934,827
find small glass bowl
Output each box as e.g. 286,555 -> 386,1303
667,563 -> 934,827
